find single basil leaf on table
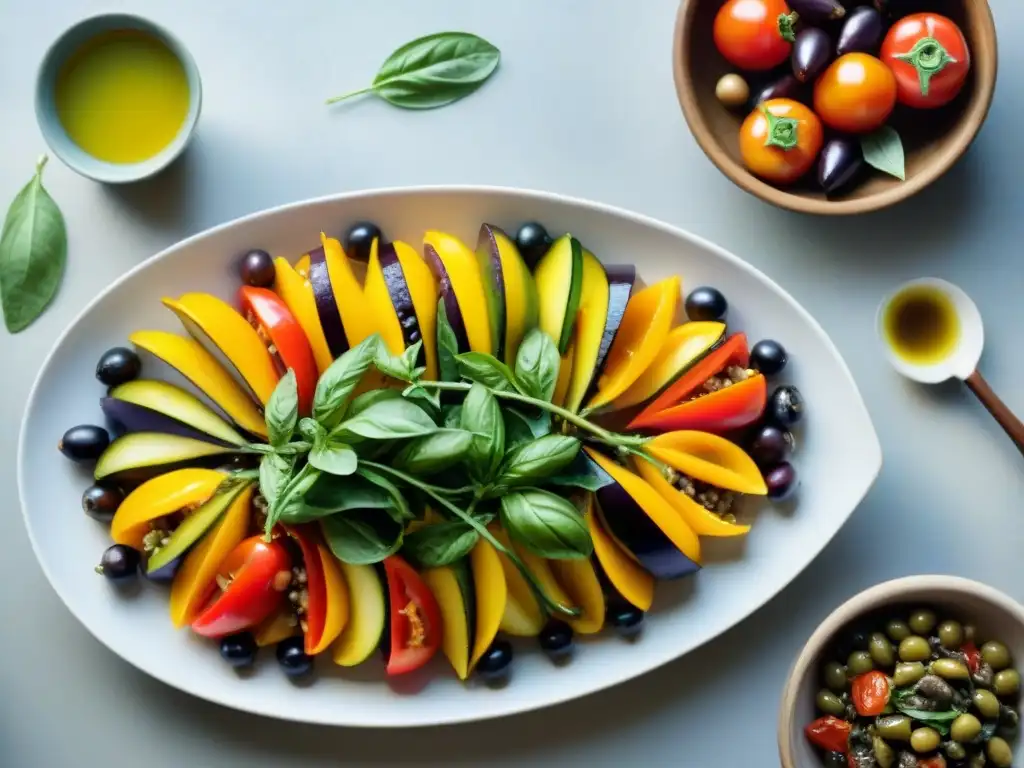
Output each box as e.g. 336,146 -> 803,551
0,156 -> 67,333
336,397 -> 438,441
312,334 -> 380,428
308,436 -> 358,477
403,518 -> 489,568
497,434 -> 581,486
356,466 -> 414,521
265,369 -> 299,447
392,429 -> 474,475
326,32 -> 501,110
514,328 -> 560,402
436,298 -> 461,382
460,382 -> 505,483
860,126 -> 905,181
321,510 -> 403,565
499,488 -> 592,560
258,452 -> 294,508
455,351 -> 519,391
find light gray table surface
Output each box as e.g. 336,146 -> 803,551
2,1 -> 1022,765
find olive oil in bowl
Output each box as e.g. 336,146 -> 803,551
882,284 -> 961,366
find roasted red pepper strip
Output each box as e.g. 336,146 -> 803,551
383,555 -> 442,676
284,524 -> 348,655
805,716 -> 851,754
851,670 -> 890,716
191,536 -> 292,638
962,641 -> 981,674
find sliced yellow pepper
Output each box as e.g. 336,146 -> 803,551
273,257 -> 333,374
110,469 -> 224,549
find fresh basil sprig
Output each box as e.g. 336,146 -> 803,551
496,434 -> 580,486
266,369 -> 299,447
392,429 -> 475,475
500,489 -> 592,560
312,335 -> 379,428
461,382 -> 505,483
403,516 -> 494,569
322,510 -> 404,564
336,397 -> 439,442
515,328 -> 560,402
436,299 -> 461,382
456,351 -> 520,392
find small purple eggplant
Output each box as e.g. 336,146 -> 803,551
818,138 -> 864,194
753,74 -> 804,106
792,28 -> 833,83
837,6 -> 885,56
787,0 -> 845,23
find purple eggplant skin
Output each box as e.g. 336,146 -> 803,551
308,246 -> 350,359
837,6 -> 885,56
753,74 -> 805,107
787,0 -> 845,22
818,138 -> 864,194
100,398 -> 237,447
145,554 -> 183,583
792,28 -> 833,83
423,244 -> 471,353
377,242 -> 424,357
584,265 -> 636,406
477,224 -> 508,361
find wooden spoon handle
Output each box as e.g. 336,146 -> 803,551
964,370 -> 1024,458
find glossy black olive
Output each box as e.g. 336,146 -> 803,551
344,221 -> 383,262
765,462 -> 799,501
82,484 -> 123,522
539,620 -> 574,661
769,385 -> 805,427
792,28 -> 833,83
95,347 -> 141,387
787,0 -> 845,22
818,138 -> 865,195
220,632 -> 258,668
59,425 -> 110,463
276,636 -> 313,677
750,339 -> 788,376
514,222 -> 553,269
748,425 -> 794,467
684,287 -> 728,322
476,640 -> 514,681
239,249 -> 275,287
837,6 -> 885,56
96,544 -> 139,581
608,603 -> 645,638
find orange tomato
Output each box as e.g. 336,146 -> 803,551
713,0 -> 792,72
739,98 -> 823,185
814,53 -> 897,134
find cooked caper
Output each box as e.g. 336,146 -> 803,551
993,669 -> 1020,696
908,610 -> 937,635
868,633 -> 895,668
945,741 -> 967,760
886,619 -> 912,643
987,736 -> 1013,767
875,715 -> 913,741
981,641 -> 1011,671
931,658 -> 971,680
849,650 -> 875,676
974,689 -> 1002,719
910,727 -> 941,753
950,713 -> 982,743
873,735 -> 896,768
899,635 -> 932,662
817,689 -> 846,716
937,620 -> 964,649
824,661 -> 849,692
893,662 -> 927,687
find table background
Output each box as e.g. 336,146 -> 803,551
2,1 -> 1021,765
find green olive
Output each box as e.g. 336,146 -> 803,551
973,688 -> 1002,719
823,661 -> 848,692
869,632 -> 896,668
931,658 -> 971,680
993,669 -> 1020,696
909,609 -> 938,635
848,650 -> 875,676
816,689 -> 846,716
886,619 -> 912,643
910,726 -> 941,753
893,662 -> 927,687
945,741 -> 967,761
872,735 -> 895,768
899,635 -> 932,663
937,620 -> 964,649
987,736 -> 1014,767
964,624 -> 977,644
950,713 -> 982,743
981,641 -> 1012,671
875,714 -> 912,741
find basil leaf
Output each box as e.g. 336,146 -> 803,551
303,473 -> 396,514
337,397 -> 438,441
861,126 -> 905,181
515,329 -> 560,402
308,437 -> 358,476
442,404 -> 463,429
321,510 -> 403,565
456,352 -> 519,392
436,298 -> 461,382
265,369 -> 299,447
504,409 -> 536,449
393,429 -> 474,475
258,453 -> 293,508
500,489 -> 592,560
312,335 -> 380,428
297,417 -> 324,443
402,383 -> 441,416
506,406 -> 552,439
327,32 -> 500,110
268,465 -> 321,532
348,388 -> 402,417
545,452 -> 615,492
0,156 -> 67,333
375,341 -> 420,382
497,435 -> 580,486
460,382 -> 505,483
357,466 -> 414,521
403,519 -> 484,568
890,688 -> 963,737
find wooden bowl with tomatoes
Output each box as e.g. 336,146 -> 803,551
673,0 -> 997,215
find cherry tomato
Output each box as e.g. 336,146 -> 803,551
851,670 -> 890,716
805,716 -> 851,754
713,0 -> 792,72
191,536 -> 292,638
814,54 -> 896,134
739,98 -> 823,185
918,758 -> 948,768
383,555 -> 442,676
962,641 -> 981,674
238,287 -> 318,416
881,13 -> 970,109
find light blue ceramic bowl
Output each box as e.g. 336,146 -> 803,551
35,14 -> 202,184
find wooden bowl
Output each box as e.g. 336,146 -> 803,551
673,0 -> 998,215
778,576 -> 1024,767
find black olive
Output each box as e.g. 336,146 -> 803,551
95,544 -> 139,581
538,620 -> 574,661
344,222 -> 383,262
765,462 -> 799,501
95,347 -> 141,387
514,222 -> 553,268
239,249 -> 275,287
684,287 -> 727,322
476,640 -> 513,681
748,425 -> 794,467
82,484 -> 123,522
276,636 -> 313,677
59,425 -> 110,463
750,339 -> 788,376
769,385 -> 805,427
220,632 -> 258,669
608,603 -> 645,638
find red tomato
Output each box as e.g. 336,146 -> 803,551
238,286 -> 318,416
805,716 -> 851,754
814,54 -> 897,134
713,0 -> 792,72
882,13 -> 970,109
918,757 -> 948,768
962,641 -> 981,674
383,555 -> 442,676
851,670 -> 890,716
739,98 -> 823,185
191,536 -> 292,638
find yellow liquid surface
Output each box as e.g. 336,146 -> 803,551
883,285 -> 961,365
54,30 -> 189,164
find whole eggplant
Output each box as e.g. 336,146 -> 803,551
787,0 -> 845,22
753,74 -> 805,106
818,138 -> 864,194
792,28 -> 833,83
837,6 -> 885,56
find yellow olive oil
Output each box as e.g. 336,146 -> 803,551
883,285 -> 961,365
54,30 -> 189,164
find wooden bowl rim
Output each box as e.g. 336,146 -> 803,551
673,0 -> 998,216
